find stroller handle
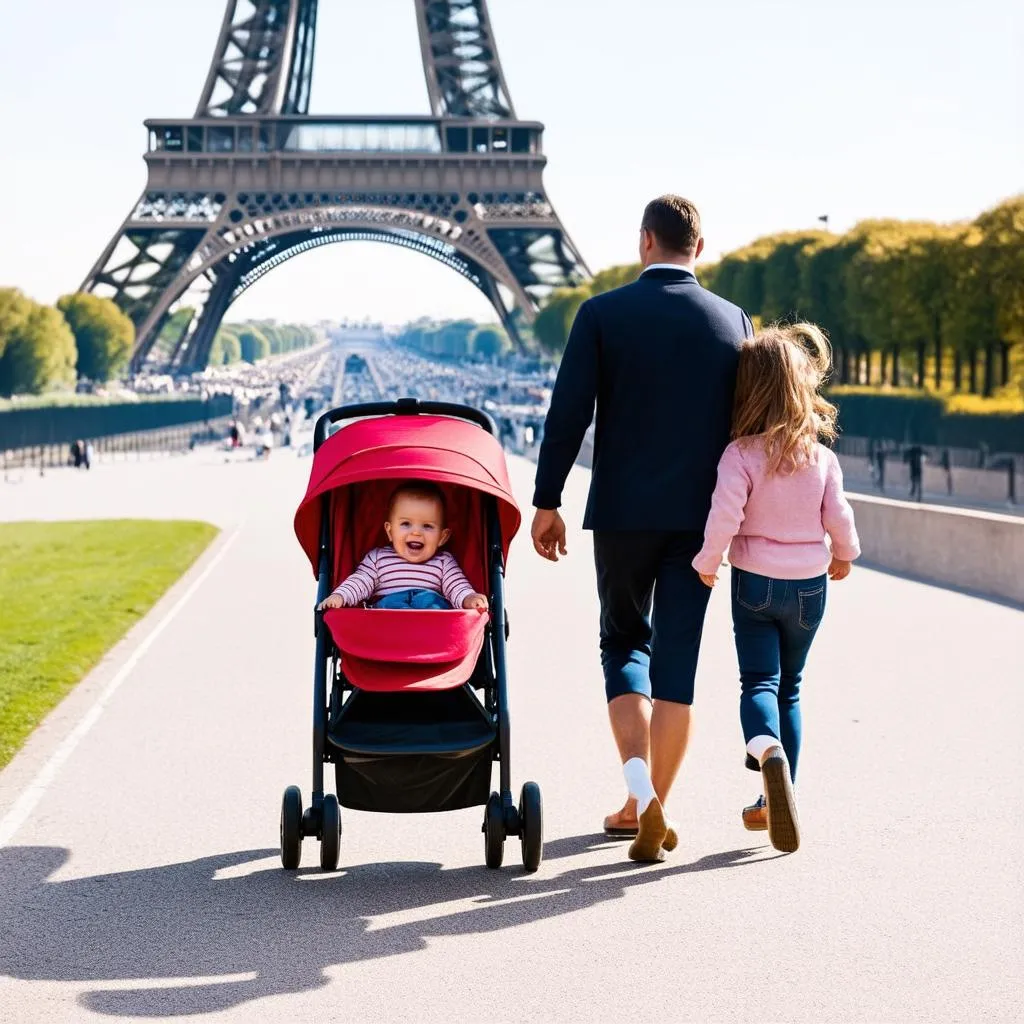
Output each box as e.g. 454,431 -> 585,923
313,399 -> 496,450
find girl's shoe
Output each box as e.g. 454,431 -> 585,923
741,795 -> 768,831
760,746 -> 800,853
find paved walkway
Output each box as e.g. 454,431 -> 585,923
0,448 -> 1021,1023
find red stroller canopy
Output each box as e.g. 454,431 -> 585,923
294,414 -> 521,589
295,412 -> 521,693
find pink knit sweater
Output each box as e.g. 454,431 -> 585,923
692,438 -> 861,580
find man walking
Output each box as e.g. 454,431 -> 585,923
904,443 -> 925,502
531,196 -> 753,861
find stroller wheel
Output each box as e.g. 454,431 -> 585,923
483,791 -> 505,869
320,794 -> 341,871
519,781 -> 543,873
280,786 -> 303,870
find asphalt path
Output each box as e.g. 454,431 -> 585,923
0,446 -> 1021,1023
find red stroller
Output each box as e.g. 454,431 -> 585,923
285,399 -> 543,872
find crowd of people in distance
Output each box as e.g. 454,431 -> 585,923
64,336 -> 558,472
363,341 -> 553,454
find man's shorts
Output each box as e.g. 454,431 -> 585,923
593,530 -> 712,705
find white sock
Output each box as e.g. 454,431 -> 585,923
623,757 -> 657,816
747,734 -> 783,763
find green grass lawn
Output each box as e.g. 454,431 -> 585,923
0,520 -> 218,770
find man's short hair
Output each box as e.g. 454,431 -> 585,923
641,195 -> 701,254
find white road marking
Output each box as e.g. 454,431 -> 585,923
0,527 -> 241,848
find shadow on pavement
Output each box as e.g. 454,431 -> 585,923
0,838 -> 774,1017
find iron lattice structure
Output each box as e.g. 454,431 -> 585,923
83,0 -> 589,372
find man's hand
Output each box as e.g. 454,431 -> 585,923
698,572 -> 717,589
828,558 -> 852,581
531,508 -> 567,562
462,593 -> 489,612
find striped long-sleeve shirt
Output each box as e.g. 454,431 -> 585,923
330,547 -> 476,608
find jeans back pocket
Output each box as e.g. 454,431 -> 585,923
734,570 -> 773,612
797,584 -> 826,631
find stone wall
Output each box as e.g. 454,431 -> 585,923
847,494 -> 1024,605
566,434 -> 1022,605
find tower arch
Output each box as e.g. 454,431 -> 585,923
81,1 -> 590,371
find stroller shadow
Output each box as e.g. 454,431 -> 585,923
0,837 -> 775,1018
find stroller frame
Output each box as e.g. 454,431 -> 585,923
280,398 -> 542,872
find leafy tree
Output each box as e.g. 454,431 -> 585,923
237,326 -> 270,363
697,259 -> 721,293
57,292 -> 135,382
258,322 -> 285,354
796,236 -> 861,380
434,320 -> 475,357
0,303 -> 77,396
528,195 -> 1022,398
898,226 -> 960,388
760,232 -> 829,323
713,237 -> 777,314
534,288 -> 588,355
945,226 -> 1001,395
974,196 -> 1024,347
209,327 -> 242,365
471,325 -> 509,359
0,288 -> 34,362
971,196 -> 1024,394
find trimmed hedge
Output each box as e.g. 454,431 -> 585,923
830,390 -> 1024,452
0,395 -> 233,449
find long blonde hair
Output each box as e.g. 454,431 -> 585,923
731,322 -> 838,474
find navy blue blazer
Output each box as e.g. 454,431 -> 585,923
533,267 -> 753,531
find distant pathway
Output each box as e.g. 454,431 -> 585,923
0,448 -> 1020,1023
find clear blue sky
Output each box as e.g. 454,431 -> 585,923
1,0 -> 1020,326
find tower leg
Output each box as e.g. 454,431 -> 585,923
178,269 -> 241,372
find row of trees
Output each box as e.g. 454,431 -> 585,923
0,289 -> 134,397
395,319 -> 511,360
534,196 -> 1023,398
209,320 -> 318,365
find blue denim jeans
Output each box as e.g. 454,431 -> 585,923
731,568 -> 827,783
373,589 -> 451,610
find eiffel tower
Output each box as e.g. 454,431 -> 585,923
82,0 -> 590,372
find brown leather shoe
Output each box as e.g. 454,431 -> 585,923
742,795 -> 768,831
604,817 -> 679,851
628,798 -> 668,863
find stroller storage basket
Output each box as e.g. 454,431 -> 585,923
330,688 -> 495,813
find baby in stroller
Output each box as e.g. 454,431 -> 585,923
317,481 -> 489,612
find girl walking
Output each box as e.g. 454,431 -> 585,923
692,323 -> 860,853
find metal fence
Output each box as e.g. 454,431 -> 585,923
2,419 -> 231,480
0,395 -> 234,450
835,436 -> 1019,507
